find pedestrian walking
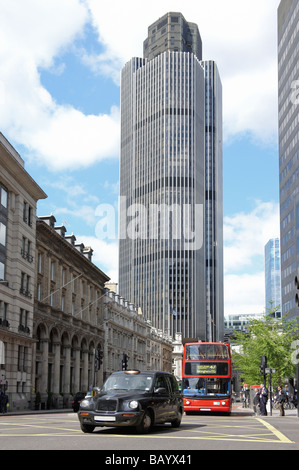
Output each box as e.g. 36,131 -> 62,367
1,393 -> 9,413
275,386 -> 286,416
0,391 -> 3,413
259,384 -> 268,416
253,390 -> 260,415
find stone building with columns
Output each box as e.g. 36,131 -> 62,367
0,133 -> 47,410
33,214 -> 110,409
102,289 -> 173,383
0,133 -> 174,411
33,214 -> 173,410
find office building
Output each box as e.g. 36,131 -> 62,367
264,238 -> 281,317
224,312 -> 264,333
0,132 -> 47,409
203,60 -> 223,341
119,12 -> 223,340
278,0 -> 299,320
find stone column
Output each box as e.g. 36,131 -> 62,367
63,345 -> 71,393
52,341 -> 62,408
53,341 -> 60,394
40,339 -> 48,394
73,347 -> 81,392
82,348 -> 89,391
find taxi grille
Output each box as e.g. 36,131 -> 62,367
96,399 -> 118,412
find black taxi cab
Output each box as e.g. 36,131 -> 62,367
78,370 -> 183,434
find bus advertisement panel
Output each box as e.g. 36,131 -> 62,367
182,342 -> 232,414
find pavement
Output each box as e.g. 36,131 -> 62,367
1,408 -> 74,416
233,402 -> 299,418
1,403 -> 298,418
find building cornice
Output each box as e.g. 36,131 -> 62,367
36,219 -> 110,284
0,133 -> 47,202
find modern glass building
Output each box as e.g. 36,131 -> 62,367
264,238 -> 281,317
278,0 -> 299,320
119,12 -> 223,341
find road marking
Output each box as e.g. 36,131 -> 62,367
0,433 -> 81,437
0,432 -> 292,443
0,421 -> 81,433
256,418 -> 294,444
98,433 -> 289,443
0,415 -> 295,444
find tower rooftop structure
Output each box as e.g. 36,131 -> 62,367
143,12 -> 202,61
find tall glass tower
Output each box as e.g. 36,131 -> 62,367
264,238 -> 281,317
119,12 -> 223,341
278,0 -> 299,320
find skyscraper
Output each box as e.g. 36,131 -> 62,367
278,0 -> 299,320
264,238 -> 281,317
119,12 -> 223,341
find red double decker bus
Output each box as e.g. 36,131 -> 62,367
182,342 -> 232,414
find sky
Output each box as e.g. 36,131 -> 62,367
0,0 -> 281,317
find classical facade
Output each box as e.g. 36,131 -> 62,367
103,290 -> 173,382
0,133 -> 47,410
33,215 -> 110,409
34,215 -> 173,410
0,132 -> 174,411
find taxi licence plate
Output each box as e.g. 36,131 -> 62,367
94,416 -> 116,422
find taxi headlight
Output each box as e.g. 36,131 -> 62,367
80,399 -> 92,409
129,400 -> 139,410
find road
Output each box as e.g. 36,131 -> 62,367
0,408 -> 298,453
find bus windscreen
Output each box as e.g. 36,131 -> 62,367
185,343 -> 229,361
182,377 -> 230,397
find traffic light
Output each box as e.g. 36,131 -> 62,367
295,276 -> 299,307
260,355 -> 267,375
122,353 -> 128,371
95,349 -> 103,372
98,349 -> 103,366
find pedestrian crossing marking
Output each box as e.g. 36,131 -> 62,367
256,418 -> 294,444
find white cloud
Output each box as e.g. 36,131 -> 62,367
27,105 -> 120,171
224,272 -> 265,316
0,0 -> 87,67
223,63 -> 278,145
223,201 -> 280,274
0,0 -> 280,172
76,235 -> 118,283
85,0 -> 280,144
223,200 -> 280,315
0,0 -> 120,171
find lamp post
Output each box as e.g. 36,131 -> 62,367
265,368 -> 275,416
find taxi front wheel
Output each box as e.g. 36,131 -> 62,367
80,422 -> 96,433
136,410 -> 152,434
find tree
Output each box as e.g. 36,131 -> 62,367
232,309 -> 299,389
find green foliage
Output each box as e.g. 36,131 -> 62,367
232,307 -> 299,389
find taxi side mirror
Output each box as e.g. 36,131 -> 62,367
154,387 -> 167,394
